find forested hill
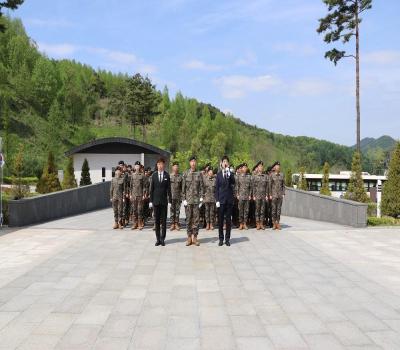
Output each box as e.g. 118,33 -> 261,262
0,17 -> 387,176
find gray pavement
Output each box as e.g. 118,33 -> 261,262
0,208 -> 400,349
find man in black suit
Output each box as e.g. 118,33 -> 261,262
215,155 -> 236,246
149,158 -> 172,246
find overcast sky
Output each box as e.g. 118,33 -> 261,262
11,0 -> 400,145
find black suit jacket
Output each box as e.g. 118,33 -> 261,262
150,171 -> 172,206
215,169 -> 235,205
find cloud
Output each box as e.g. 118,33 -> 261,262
234,51 -> 258,67
214,74 -> 281,98
37,42 -> 78,57
37,42 -> 157,75
289,78 -> 333,96
273,42 -> 317,56
183,59 -> 222,71
364,50 -> 400,65
25,18 -> 74,28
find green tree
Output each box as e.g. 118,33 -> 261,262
285,168 -> 293,188
381,142 -> 400,217
36,151 -> 62,194
317,0 -> 372,152
344,151 -> 369,202
0,1 -> 24,32
62,156 -> 77,189
79,158 -> 92,186
11,143 -> 29,199
320,162 -> 331,196
298,167 -> 308,191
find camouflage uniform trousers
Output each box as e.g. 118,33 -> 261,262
204,202 -> 215,225
123,196 -> 131,222
170,199 -> 181,224
238,200 -> 250,224
271,197 -> 283,223
254,199 -> 266,223
131,196 -> 144,223
185,204 -> 200,236
112,198 -> 123,223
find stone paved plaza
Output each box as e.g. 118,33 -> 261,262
1,209 -> 400,349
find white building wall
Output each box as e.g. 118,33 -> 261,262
73,153 -> 143,184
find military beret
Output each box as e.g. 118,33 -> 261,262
135,161 -> 141,166
207,166 -> 213,172
204,163 -> 211,170
242,162 -> 248,167
272,161 -> 280,168
172,161 -> 179,166
118,160 -> 125,165
255,160 -> 263,168
189,155 -> 197,161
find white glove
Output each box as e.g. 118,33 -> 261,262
216,201 -> 220,208
149,202 -> 153,209
168,202 -> 171,207
198,202 -> 203,208
183,200 -> 188,207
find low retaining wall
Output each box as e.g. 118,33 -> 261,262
282,187 -> 368,227
8,182 -> 111,227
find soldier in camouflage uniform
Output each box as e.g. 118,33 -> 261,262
143,167 -> 152,223
252,161 -> 269,230
110,169 -> 125,229
123,165 -> 132,226
199,163 -> 210,228
130,161 -> 146,230
170,162 -> 182,231
269,161 -> 285,230
236,163 -> 252,230
203,167 -> 216,230
182,155 -> 203,246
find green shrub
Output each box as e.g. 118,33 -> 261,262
367,203 -> 377,217
367,216 -> 400,226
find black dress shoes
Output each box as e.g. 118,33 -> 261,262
155,241 -> 161,246
218,241 -> 223,246
161,240 -> 165,246
225,241 -> 231,246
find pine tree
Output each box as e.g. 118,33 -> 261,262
381,142 -> 400,217
344,151 -> 369,202
285,168 -> 293,187
0,1 -> 24,32
320,162 -> 331,196
62,156 -> 77,189
36,151 -> 62,194
79,158 -> 92,186
11,143 -> 29,199
298,167 -> 308,191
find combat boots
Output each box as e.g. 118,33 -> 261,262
138,220 -> 144,230
170,223 -> 175,231
119,221 -> 124,229
192,235 -> 200,246
260,222 -> 265,230
186,235 -> 192,246
175,223 -> 181,231
256,222 -> 260,230
277,223 -> 281,230
272,222 -> 277,230
113,222 -> 118,229
210,224 -> 214,230
243,223 -> 248,230
239,223 -> 243,230
131,220 -> 138,230
206,223 -> 210,230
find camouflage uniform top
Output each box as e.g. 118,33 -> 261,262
182,169 -> 204,205
170,173 -> 183,201
110,177 -> 124,200
236,173 -> 253,200
269,172 -> 285,199
130,172 -> 145,197
123,172 -> 131,196
252,173 -> 269,200
143,175 -> 151,197
203,176 -> 216,203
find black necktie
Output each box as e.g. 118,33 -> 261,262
159,173 -> 162,182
